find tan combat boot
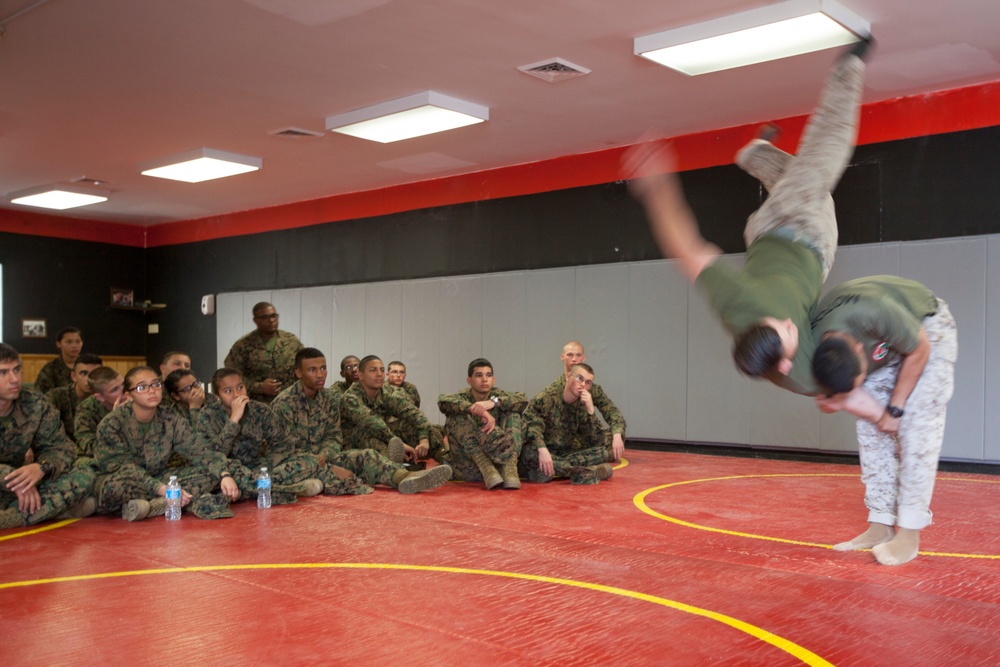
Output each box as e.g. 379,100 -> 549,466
470,451 -> 503,490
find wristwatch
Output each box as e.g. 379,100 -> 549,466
491,396 -> 500,406
886,405 -> 905,419
38,461 -> 53,478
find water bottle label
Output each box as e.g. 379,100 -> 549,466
257,478 -> 271,490
166,488 -> 181,500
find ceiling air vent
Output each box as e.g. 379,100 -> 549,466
518,57 -> 591,83
268,126 -> 324,138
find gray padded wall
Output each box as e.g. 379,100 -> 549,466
217,234 -> 998,462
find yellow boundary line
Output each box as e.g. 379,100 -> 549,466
634,473 -> 1000,559
0,518 -> 78,542
613,456 -> 629,470
0,562 -> 832,666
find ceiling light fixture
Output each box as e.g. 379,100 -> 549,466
326,91 -> 488,143
634,0 -> 869,76
140,147 -> 262,183
8,183 -> 110,210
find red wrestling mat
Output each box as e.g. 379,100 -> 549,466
2,451 -> 998,666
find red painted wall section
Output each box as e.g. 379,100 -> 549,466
4,80 -> 1000,248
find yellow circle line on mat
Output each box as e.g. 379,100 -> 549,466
613,457 -> 629,470
634,473 -> 1000,559
0,562 -> 831,667
0,518 -> 78,542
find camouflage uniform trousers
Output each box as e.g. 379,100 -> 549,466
229,452 -> 319,499
94,465 -> 216,514
737,55 -> 865,280
854,301 -> 957,530
326,449 -> 403,488
445,412 -> 522,483
517,437 -> 610,479
0,464 -> 95,525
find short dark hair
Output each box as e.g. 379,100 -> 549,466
467,358 -> 493,377
88,366 -> 121,391
73,353 -> 103,369
387,360 -> 405,371
211,368 -> 242,394
296,347 -> 326,367
569,362 -> 594,376
359,355 -> 382,372
164,368 -> 196,394
252,302 -> 274,316
340,355 -> 359,370
0,342 -> 20,364
123,366 -> 157,391
813,337 -> 862,395
733,324 -> 784,378
56,327 -> 82,342
161,350 -> 189,365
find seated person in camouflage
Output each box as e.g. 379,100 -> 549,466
520,363 -> 614,485
45,353 -> 103,443
73,367 -> 127,459
157,350 -> 193,411
341,355 -> 448,466
93,367 -> 231,521
272,349 -> 452,494
34,327 -> 84,394
546,341 -> 626,461
193,368 -> 327,504
438,358 -> 527,490
163,369 -> 212,422
224,302 -> 303,403
329,355 -> 360,397
0,343 -> 96,531
387,361 -> 421,407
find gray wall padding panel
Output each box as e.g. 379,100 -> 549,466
218,234 -> 999,462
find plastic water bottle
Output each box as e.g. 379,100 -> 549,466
257,467 -> 272,509
165,476 -> 182,521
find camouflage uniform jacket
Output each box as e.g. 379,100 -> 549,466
341,382 -> 430,444
397,381 -> 421,407
0,389 -> 75,478
73,395 -> 111,458
94,405 -> 209,495
523,383 -> 606,453
223,329 -> 303,402
329,381 -> 351,396
438,388 -> 527,419
545,374 -> 627,439
165,392 -> 218,424
34,358 -> 73,395
271,381 -> 342,461
46,384 -> 84,441
194,399 -> 290,477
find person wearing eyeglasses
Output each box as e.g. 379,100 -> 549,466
93,366 -> 231,521
329,355 -> 361,398
0,343 -> 97,531
157,350 -> 192,411
224,302 -> 303,404
163,368 -> 213,423
543,341 -> 626,463
519,363 -> 614,485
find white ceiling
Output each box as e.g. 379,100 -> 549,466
1,0 -> 998,226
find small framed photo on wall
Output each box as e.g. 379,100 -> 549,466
111,288 -> 134,308
21,318 -> 47,338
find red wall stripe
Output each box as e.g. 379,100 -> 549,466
4,80 -> 1000,248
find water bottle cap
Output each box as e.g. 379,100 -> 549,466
261,467 -> 268,472
169,476 -> 177,481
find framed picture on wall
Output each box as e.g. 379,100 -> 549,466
111,288 -> 134,308
21,318 -> 47,338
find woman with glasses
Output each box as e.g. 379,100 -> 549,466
163,368 -> 211,423
92,366 -> 232,521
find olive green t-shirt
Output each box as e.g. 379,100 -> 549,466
695,234 -> 823,395
812,276 -> 937,373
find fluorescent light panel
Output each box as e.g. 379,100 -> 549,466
634,0 -> 869,76
9,184 -> 109,210
140,147 -> 262,183
326,91 -> 488,143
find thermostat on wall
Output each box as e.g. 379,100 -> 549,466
201,294 -> 215,316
